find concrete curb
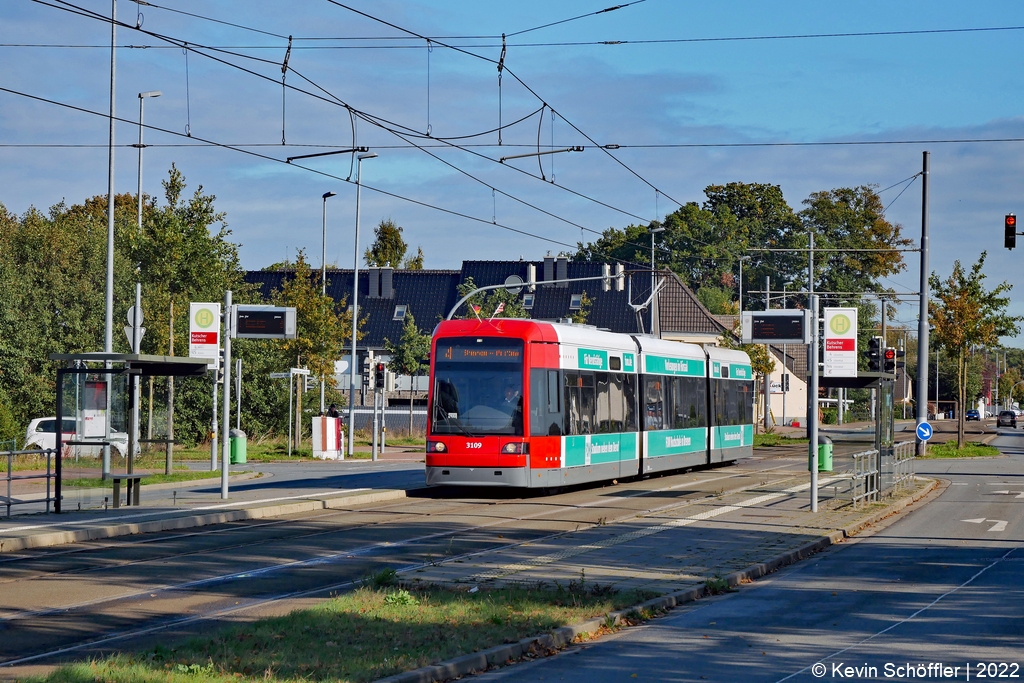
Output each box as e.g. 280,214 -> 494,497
0,489 -> 408,554
372,478 -> 940,683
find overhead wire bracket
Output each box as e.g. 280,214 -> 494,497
497,33 -> 506,146
281,35 -> 292,145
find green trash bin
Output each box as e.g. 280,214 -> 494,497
229,429 -> 247,464
810,435 -> 833,472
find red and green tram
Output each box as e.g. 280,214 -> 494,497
425,318 -> 754,489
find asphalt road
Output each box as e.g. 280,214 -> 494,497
475,429 -> 1024,683
0,449 -> 812,675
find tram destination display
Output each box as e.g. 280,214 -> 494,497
437,339 -> 522,363
741,310 -> 811,344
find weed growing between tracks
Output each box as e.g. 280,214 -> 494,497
34,573 -> 654,683
752,432 -> 808,447
921,441 -> 1000,458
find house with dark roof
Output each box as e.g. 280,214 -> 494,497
244,257 -> 807,420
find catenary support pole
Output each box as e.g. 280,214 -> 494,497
917,151 -> 930,456
220,291 -> 232,499
236,358 -> 241,430
809,294 -> 820,513
102,0 -> 117,481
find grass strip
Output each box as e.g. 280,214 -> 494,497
920,441 -> 1000,458
753,432 -> 809,447
63,470 -> 237,488
34,577 -> 654,683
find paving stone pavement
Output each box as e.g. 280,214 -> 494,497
406,475 -> 932,596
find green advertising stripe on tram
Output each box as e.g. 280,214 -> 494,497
646,428 -> 707,457
577,348 -> 609,371
713,424 -> 754,448
564,433 -> 637,467
729,364 -> 753,380
644,355 -> 705,376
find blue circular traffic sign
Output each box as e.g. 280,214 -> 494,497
916,421 -> 933,441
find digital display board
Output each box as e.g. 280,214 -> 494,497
741,311 -> 810,344
436,339 -> 523,363
234,306 -> 296,339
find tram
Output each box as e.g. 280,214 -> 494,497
425,318 -> 754,488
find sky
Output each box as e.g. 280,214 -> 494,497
3,0 -> 1024,339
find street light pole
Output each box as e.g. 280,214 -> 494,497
321,191 -> 336,416
132,90 -> 159,478
650,226 -> 665,336
348,153 -> 376,458
738,256 -> 751,312
783,280 -> 793,427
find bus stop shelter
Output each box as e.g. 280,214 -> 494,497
49,352 -> 211,513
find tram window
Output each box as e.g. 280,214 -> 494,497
530,370 -> 546,436
596,373 -> 621,433
530,369 -> 564,436
547,370 -> 560,413
564,372 -> 581,435
608,373 -> 626,432
579,373 -> 596,434
672,376 -> 706,429
643,376 -> 664,430
623,374 -> 638,431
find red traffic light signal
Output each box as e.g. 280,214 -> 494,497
884,348 -> 896,360
1006,214 -> 1017,250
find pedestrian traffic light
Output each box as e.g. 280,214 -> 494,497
895,349 -> 906,370
374,362 -> 386,390
1006,214 -> 1016,250
781,374 -> 790,392
883,347 -> 897,374
866,336 -> 882,372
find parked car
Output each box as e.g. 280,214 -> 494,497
24,417 -> 130,457
997,410 -> 1017,428
965,409 -> 981,422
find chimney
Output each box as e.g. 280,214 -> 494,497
555,257 -> 568,288
543,256 -> 554,287
381,266 -> 394,299
367,268 -> 380,299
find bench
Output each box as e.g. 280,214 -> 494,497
111,474 -> 144,508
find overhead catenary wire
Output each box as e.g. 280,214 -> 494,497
12,22 -> 1024,49
505,1 -> 647,38
0,84 -> 686,271
28,0 -> 665,242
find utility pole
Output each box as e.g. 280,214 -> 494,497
764,275 -> 771,430
808,294 -> 820,513
917,151 -> 930,454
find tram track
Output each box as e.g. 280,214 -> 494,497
0,456 -> 811,668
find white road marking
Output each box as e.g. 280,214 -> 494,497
951,482 -> 968,486
960,518 -> 1008,532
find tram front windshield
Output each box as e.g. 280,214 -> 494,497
432,337 -> 524,436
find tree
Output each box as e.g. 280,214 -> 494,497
569,291 -> 592,324
384,313 -> 431,435
364,219 -> 407,268
455,277 -> 530,319
275,250 -> 361,447
930,252 -> 1022,448
800,186 -> 912,299
403,247 -> 425,270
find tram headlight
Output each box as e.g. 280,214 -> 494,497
427,441 -> 447,453
501,442 -> 528,454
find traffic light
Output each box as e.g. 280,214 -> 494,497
895,349 -> 906,370
883,347 -> 897,374
781,374 -> 790,392
602,263 -> 611,292
1006,214 -> 1016,250
374,362 -> 386,390
865,336 -> 882,372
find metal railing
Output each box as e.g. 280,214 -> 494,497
890,440 -> 916,494
848,440 -> 916,507
850,448 -> 879,506
2,449 -> 56,516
